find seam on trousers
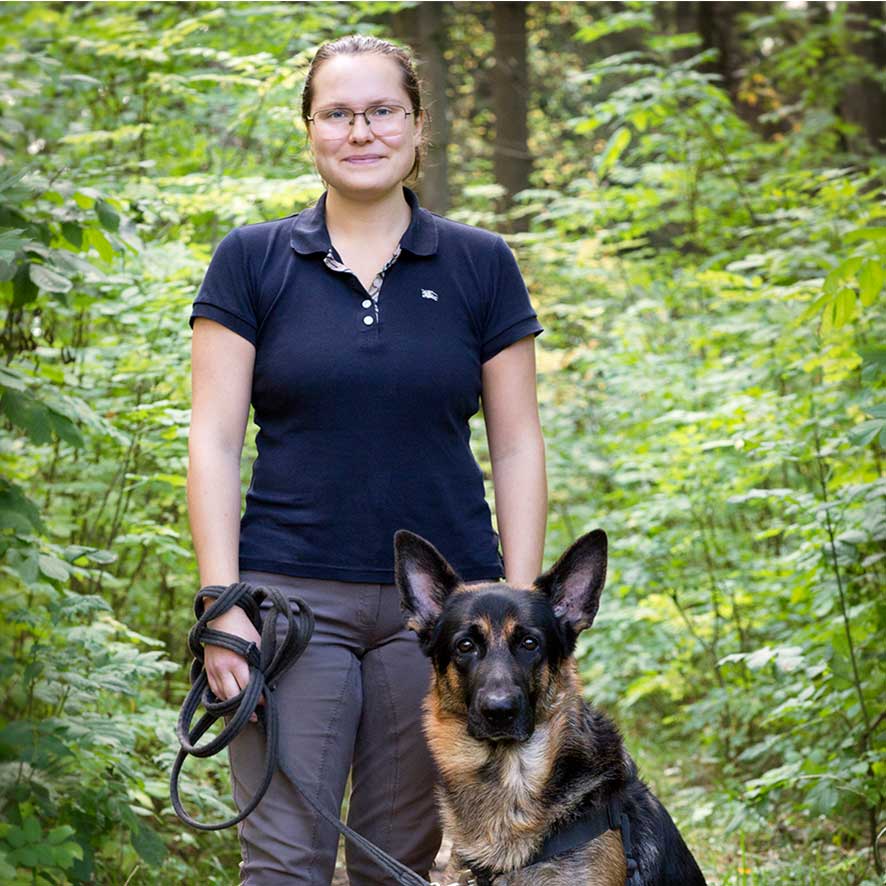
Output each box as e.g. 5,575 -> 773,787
231,740 -> 252,881
228,759 -> 249,883
308,653 -> 358,884
374,652 -> 400,861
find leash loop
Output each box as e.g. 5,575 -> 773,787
170,582 -> 431,886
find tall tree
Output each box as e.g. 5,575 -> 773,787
698,1 -> 742,100
841,1 -> 886,151
393,2 -> 451,213
492,1 -> 531,231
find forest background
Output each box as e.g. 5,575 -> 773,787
0,1 -> 884,884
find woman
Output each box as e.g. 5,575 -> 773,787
187,34 -> 547,885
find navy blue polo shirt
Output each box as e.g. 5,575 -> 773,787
190,186 -> 543,583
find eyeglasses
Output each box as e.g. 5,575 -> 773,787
306,105 -> 413,139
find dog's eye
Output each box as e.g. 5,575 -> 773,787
521,636 -> 539,651
455,638 -> 476,654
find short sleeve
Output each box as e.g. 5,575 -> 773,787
481,236 -> 543,363
189,228 -> 258,346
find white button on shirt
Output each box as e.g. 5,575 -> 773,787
323,245 -> 403,326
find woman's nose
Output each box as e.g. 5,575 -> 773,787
349,113 -> 374,142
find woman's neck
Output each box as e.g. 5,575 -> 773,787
324,184 -> 412,244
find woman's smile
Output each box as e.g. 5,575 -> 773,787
344,154 -> 385,165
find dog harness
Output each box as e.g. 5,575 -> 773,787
469,794 -> 642,886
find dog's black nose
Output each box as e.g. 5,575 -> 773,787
479,693 -> 520,726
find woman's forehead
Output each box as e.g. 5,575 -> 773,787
310,54 -> 408,106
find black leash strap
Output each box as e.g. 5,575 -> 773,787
170,581 -> 432,886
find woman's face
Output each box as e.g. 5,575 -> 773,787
307,53 -> 422,201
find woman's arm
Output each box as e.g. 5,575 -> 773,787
481,335 -> 547,586
188,317 -> 261,705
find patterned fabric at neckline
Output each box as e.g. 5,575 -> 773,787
323,245 -> 402,321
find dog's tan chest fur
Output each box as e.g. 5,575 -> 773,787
427,678 -> 587,874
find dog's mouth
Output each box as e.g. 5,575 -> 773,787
467,713 -> 534,743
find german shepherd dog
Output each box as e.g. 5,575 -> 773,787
394,529 -> 707,886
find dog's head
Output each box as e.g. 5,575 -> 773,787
394,529 -> 607,743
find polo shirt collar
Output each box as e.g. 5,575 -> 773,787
290,186 -> 438,257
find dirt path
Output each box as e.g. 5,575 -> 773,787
331,834 -> 454,885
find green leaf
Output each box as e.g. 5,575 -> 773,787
73,190 -> 96,209
21,816 -> 40,843
858,259 -> 884,307
50,840 -> 83,869
13,845 -> 41,867
153,473 -> 186,487
130,823 -> 166,866
12,262 -> 38,307
5,826 -> 27,849
86,227 -> 115,263
0,228 -> 26,262
46,826 -> 75,846
849,419 -> 886,446
94,199 -> 120,233
596,127 -> 632,179
797,292 -> 830,323
61,222 -> 83,249
832,288 -> 855,329
0,479 -> 44,533
1,390 -> 52,444
844,226 -> 886,244
38,554 -> 70,582
47,411 -> 84,448
575,11 -> 652,46
0,367 -> 27,391
0,849 -> 16,881
29,264 -> 72,294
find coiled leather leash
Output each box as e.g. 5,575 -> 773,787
170,581 -> 433,886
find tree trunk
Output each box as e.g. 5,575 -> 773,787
492,1 -> 531,231
393,2 -> 451,213
698,1 -> 741,100
841,1 -> 886,152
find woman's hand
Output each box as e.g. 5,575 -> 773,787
204,604 -> 263,722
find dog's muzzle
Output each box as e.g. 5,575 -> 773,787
469,691 -> 533,742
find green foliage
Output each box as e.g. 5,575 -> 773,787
520,7 -> 885,881
0,1 -> 883,883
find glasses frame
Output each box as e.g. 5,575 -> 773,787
306,104 -> 414,138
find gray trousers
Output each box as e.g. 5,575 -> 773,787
230,570 -> 443,884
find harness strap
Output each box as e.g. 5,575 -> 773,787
170,582 -> 432,886
494,795 -> 642,885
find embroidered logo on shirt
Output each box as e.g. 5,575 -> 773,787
421,289 -> 439,301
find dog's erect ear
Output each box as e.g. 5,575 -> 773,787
394,530 -> 461,636
534,529 -> 607,633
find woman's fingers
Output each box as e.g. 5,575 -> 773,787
220,669 -> 242,702
205,648 -> 262,722
227,659 -> 261,722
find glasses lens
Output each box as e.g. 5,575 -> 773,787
314,109 -> 351,138
366,106 -> 407,135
